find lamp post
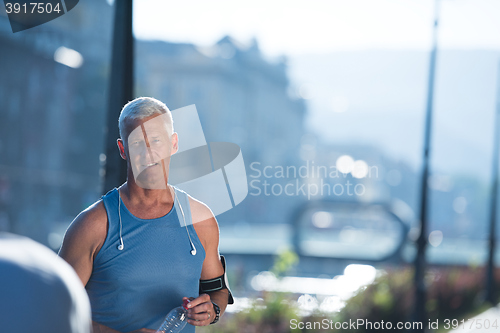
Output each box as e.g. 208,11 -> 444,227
486,61 -> 500,305
413,0 -> 440,331
101,0 -> 134,194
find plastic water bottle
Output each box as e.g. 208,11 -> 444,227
155,299 -> 190,333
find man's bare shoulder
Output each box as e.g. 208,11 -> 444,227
187,195 -> 217,227
187,195 -> 219,248
63,200 -> 108,248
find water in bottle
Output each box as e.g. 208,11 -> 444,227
156,299 -> 190,333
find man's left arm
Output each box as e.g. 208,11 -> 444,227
184,199 -> 230,326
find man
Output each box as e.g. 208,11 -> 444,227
0,232 -> 92,333
59,97 -> 230,333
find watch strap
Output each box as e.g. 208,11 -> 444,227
210,301 -> 221,324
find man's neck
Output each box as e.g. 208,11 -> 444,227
119,179 -> 174,208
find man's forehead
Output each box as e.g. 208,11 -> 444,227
125,114 -> 171,138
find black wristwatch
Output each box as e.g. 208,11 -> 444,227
210,301 -> 221,324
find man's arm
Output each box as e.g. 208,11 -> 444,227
59,201 -> 157,333
58,201 -> 107,287
186,197 -> 229,326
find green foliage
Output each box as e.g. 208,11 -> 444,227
199,292 -> 299,333
337,268 -> 413,332
271,248 -> 299,278
202,261 -> 499,333
337,266 -> 499,333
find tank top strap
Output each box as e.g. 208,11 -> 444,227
172,186 -> 204,258
173,186 -> 193,227
95,188 -> 120,262
101,188 -> 119,212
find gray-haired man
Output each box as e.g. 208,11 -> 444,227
60,97 -> 231,333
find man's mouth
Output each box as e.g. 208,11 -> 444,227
143,162 -> 159,167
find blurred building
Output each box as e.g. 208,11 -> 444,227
135,36 -> 307,227
0,1 -> 113,246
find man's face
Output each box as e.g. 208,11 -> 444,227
124,114 -> 177,189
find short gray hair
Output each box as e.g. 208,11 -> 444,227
118,97 -> 174,140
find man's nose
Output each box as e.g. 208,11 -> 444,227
137,145 -> 153,162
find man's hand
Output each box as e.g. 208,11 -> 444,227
184,294 -> 215,326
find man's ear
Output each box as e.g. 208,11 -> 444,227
117,139 -> 127,160
171,132 -> 179,155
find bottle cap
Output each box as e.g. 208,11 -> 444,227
182,299 -> 190,310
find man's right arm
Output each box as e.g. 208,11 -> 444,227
59,200 -> 107,286
59,200 -> 108,286
58,202 -> 157,333
59,201 -> 117,332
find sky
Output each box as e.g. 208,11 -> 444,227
132,0 -> 500,175
133,0 -> 500,57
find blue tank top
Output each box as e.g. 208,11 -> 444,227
86,187 -> 205,332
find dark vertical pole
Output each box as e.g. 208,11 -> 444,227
413,1 -> 440,331
101,0 -> 134,194
486,61 -> 500,305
